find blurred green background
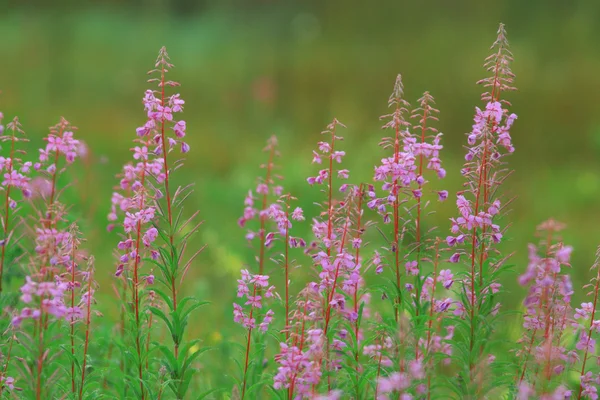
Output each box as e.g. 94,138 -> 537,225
1,0 -> 600,375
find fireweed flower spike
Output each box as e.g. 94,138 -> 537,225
446,23 -> 517,393
575,248 -> 600,399
37,118 -> 80,217
239,135 -> 283,276
274,289 -> 326,399
337,184 -> 376,398
371,78 -> 448,395
234,136 -> 283,397
146,47 -> 208,399
11,119 -> 84,399
111,116 -> 158,398
406,92 -> 447,359
234,270 -> 277,399
111,47 -> 206,399
0,117 -> 31,292
306,118 -> 355,386
266,194 -> 306,339
272,120 -> 350,397
516,220 -> 574,398
61,225 -> 98,398
376,240 -> 456,399
372,74 -> 411,323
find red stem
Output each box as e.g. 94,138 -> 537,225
70,241 -> 77,394
258,145 -> 276,276
240,285 -> 258,400
414,104 -> 429,359
577,268 -> 600,399
323,205 -> 352,335
425,240 -> 441,397
284,200 -> 290,340
48,146 -> 62,224
352,185 -> 364,379
319,127 -> 338,390
326,131 -> 337,259
517,231 -> 553,384
392,114 -> 402,323
0,132 -> 16,292
131,158 -> 148,400
415,106 -> 428,245
467,48 -> 504,365
78,270 -> 93,400
289,292 -> 309,399
158,63 -> 179,359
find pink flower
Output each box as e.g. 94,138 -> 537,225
449,253 -> 460,263
291,207 -> 304,221
251,274 -> 269,287
556,245 -> 573,264
332,151 -> 345,163
439,269 -> 454,289
312,151 -> 322,164
170,94 -> 185,112
133,146 -> 148,160
149,105 -> 173,121
337,169 -> 349,179
405,260 -> 419,275
173,120 -> 186,137
438,190 -> 448,201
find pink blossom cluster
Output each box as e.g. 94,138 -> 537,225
273,328 -> 325,397
233,269 -> 276,331
519,241 -> 573,328
112,153 -> 159,277
111,81 -> 189,276
517,383 -> 572,400
517,222 -> 576,395
447,195 -> 503,263
238,136 -> 283,244
12,277 -> 69,327
372,131 -> 445,206
136,89 -> 189,154
580,372 -> 600,400
264,201 -> 306,249
376,325 -> 454,400
0,376 -> 15,391
37,118 -> 80,170
0,118 -> 34,204
137,47 -> 189,155
370,83 -> 446,222
363,336 -> 394,367
448,97 -> 518,265
306,119 -> 347,188
376,360 -> 425,400
466,101 -> 517,160
418,326 -> 455,365
304,124 -> 366,318
418,269 -> 456,313
9,123 -> 94,335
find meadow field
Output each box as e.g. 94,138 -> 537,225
1,1 -> 600,399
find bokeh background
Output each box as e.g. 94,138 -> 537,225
1,0 -> 600,387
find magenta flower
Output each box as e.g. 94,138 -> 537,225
449,253 -> 460,263
439,269 -> 454,289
